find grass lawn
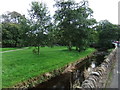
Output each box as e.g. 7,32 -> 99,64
2,46 -> 96,88
1,48 -> 18,52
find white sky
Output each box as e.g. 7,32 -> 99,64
0,0 -> 119,24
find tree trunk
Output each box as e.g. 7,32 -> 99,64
68,46 -> 72,51
78,47 -> 81,52
15,42 -> 17,47
68,41 -> 72,51
38,46 -> 40,55
76,46 -> 78,51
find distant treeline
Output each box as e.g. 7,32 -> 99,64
1,0 -> 120,53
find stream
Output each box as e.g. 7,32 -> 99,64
32,51 -> 109,89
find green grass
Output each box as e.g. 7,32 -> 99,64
2,46 -> 95,88
1,48 -> 18,51
0,47 -> 27,52
108,48 -> 114,52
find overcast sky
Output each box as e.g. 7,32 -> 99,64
0,0 -> 119,24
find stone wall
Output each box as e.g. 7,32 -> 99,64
80,48 -> 117,89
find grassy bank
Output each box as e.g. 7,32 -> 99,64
2,46 -> 96,88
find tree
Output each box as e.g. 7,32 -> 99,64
28,1 -> 51,54
2,22 -> 21,47
18,15 -> 30,47
2,11 -> 30,47
54,0 -> 75,51
54,0 -> 96,51
116,25 -> 120,41
72,2 -> 96,51
46,23 -> 58,47
96,20 -> 118,50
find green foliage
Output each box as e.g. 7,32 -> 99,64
2,23 -> 21,47
1,0 -> 119,53
2,11 -> 30,47
54,0 -> 96,51
46,23 -> 57,47
28,1 -> 51,54
116,25 -> 120,40
2,47 -> 95,88
96,20 -> 118,49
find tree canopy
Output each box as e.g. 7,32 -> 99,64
28,1 -> 51,54
1,0 -> 120,54
2,11 -> 29,47
54,0 -> 96,51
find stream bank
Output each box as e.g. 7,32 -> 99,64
12,49 -> 113,89
32,50 -> 109,89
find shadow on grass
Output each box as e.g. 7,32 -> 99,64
60,49 -> 86,53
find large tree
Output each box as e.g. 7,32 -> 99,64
54,0 -> 75,50
2,11 -> 29,47
54,0 -> 96,51
96,20 -> 118,49
28,1 -> 51,54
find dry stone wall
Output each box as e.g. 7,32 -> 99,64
80,48 -> 117,89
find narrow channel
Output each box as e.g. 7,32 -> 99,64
31,50 -> 109,89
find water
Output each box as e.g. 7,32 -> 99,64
32,51 -> 107,89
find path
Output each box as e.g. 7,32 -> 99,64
0,47 -> 28,53
109,47 -> 120,89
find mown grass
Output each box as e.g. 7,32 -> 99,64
1,48 -> 18,51
2,46 -> 96,88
